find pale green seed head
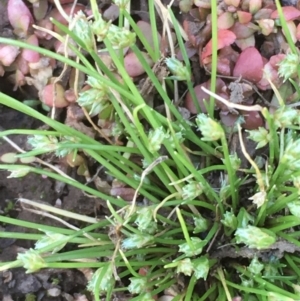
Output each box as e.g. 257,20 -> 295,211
17,249 -> 47,273
178,237 -> 205,257
72,11 -> 94,51
107,25 -> 136,48
248,256 -> 264,275
278,53 -> 299,82
128,277 -> 147,294
196,113 -> 224,141
176,258 -> 193,276
165,57 -> 191,81
182,181 -> 203,201
192,256 -> 209,280
92,15 -> 111,42
235,225 -> 276,249
247,127 -> 270,149
122,234 -> 153,249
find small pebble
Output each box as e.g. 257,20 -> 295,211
47,287 -> 61,297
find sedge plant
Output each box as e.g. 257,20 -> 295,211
1,0 -> 300,300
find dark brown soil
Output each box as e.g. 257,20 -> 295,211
0,106 -> 98,299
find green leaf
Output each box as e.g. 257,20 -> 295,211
267,292 -> 295,301
237,208 -> 254,228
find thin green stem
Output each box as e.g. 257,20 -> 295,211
0,215 -> 108,238
173,152 -> 221,204
277,231 -> 300,248
233,263 -> 300,299
148,0 -> 160,60
0,164 -> 126,206
176,207 -> 192,247
209,0 -> 218,117
263,108 -> 277,165
198,283 -> 217,301
221,134 -> 238,210
284,254 -> 300,278
267,191 -> 298,215
168,8 -> 201,113
275,0 -> 298,54
184,274 -> 197,301
122,10 -> 156,61
204,222 -> 219,246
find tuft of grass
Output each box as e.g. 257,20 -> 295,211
1,1 -> 300,300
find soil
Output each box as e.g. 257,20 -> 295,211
0,103 -> 96,300
0,98 -> 111,299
